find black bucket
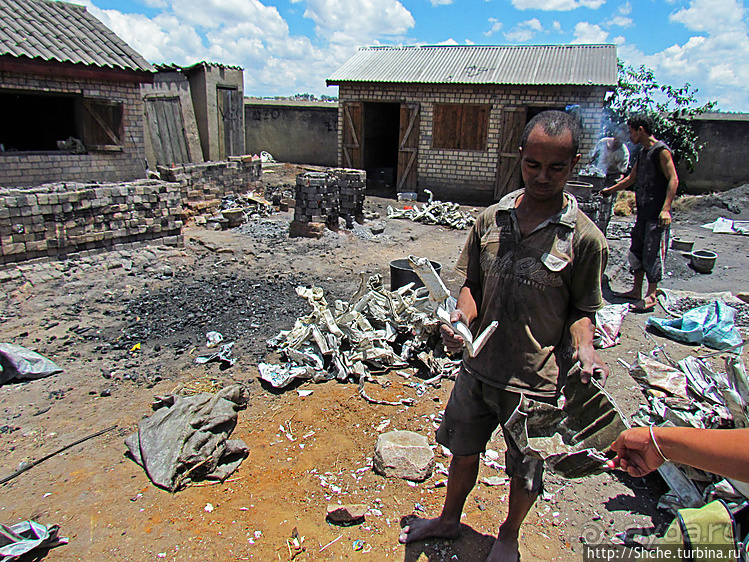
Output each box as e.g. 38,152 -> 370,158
389,258 -> 442,291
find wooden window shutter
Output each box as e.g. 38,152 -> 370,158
81,99 -> 123,151
433,103 -> 489,151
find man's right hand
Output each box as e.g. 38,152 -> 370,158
440,309 -> 468,353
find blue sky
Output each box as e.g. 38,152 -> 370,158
80,0 -> 749,111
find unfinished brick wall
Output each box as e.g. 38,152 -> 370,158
337,83 -> 608,202
0,71 -> 147,187
0,180 -> 183,265
0,159 -> 261,265
158,159 -> 262,217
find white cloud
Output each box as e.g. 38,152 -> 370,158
503,18 -> 543,42
484,17 -> 503,37
552,20 -> 562,31
89,8 -> 206,63
437,38 -> 460,45
428,0 -> 453,5
571,22 -> 609,43
139,0 -> 168,8
607,15 -> 633,28
301,0 -> 414,40
669,0 -> 745,33
86,0 -> 339,97
511,0 -> 605,11
619,1 -> 632,15
614,0 -> 749,110
84,0 -> 418,97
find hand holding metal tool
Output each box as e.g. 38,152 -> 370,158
436,306 -> 497,358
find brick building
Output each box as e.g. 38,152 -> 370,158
0,0 -> 155,188
327,44 -> 618,203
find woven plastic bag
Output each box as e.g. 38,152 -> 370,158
647,301 -> 743,351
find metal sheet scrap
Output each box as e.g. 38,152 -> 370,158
627,352 -> 749,511
386,191 -> 476,230
261,273 -> 460,401
504,373 -> 627,479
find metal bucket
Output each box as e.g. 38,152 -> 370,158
389,258 -> 441,291
671,238 -> 695,252
690,250 -> 717,273
567,181 -> 613,235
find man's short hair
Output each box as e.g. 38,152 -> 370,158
520,110 -> 581,156
627,113 -> 655,135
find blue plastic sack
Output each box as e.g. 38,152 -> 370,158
646,301 -> 743,351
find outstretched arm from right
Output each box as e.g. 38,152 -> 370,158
608,427 -> 749,482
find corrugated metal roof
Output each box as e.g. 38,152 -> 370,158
183,61 -> 244,71
327,44 -> 617,87
0,0 -> 154,73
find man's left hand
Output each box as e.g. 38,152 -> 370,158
658,209 -> 672,227
575,344 -> 609,386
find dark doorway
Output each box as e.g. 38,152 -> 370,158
363,102 -> 400,192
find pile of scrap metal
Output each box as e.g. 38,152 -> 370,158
201,192 -> 274,230
626,351 -> 749,512
259,257 -> 460,405
386,190 -> 476,230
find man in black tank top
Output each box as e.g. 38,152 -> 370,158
601,113 -> 679,313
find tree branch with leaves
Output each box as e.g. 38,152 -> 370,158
604,61 -> 717,173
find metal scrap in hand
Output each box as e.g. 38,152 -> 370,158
386,191 -> 475,230
260,273 -> 460,403
626,351 -> 749,511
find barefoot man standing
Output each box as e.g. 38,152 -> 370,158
399,110 -> 610,561
601,112 -> 679,313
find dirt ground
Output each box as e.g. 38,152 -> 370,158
2,165 -> 748,561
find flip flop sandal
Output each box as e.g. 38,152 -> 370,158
629,300 -> 655,313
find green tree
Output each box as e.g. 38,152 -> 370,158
604,61 -> 717,172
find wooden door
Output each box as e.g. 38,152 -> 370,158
217,87 -> 242,159
341,102 -> 363,169
144,97 -> 190,166
494,107 -> 525,199
397,102 -> 419,192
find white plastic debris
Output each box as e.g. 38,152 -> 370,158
205,331 -> 224,348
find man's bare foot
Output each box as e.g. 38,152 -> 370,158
486,533 -> 520,561
398,516 -> 461,544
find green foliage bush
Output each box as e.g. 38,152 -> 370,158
605,61 -> 717,173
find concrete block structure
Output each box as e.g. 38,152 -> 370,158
183,62 -> 245,162
0,180 -> 183,264
677,112 -> 749,194
0,0 -> 155,187
327,45 -> 618,204
244,99 -> 338,166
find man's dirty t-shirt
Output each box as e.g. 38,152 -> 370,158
455,189 -> 608,398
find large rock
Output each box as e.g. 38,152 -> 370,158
373,430 -> 434,482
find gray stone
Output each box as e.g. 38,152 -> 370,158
373,430 -> 434,482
